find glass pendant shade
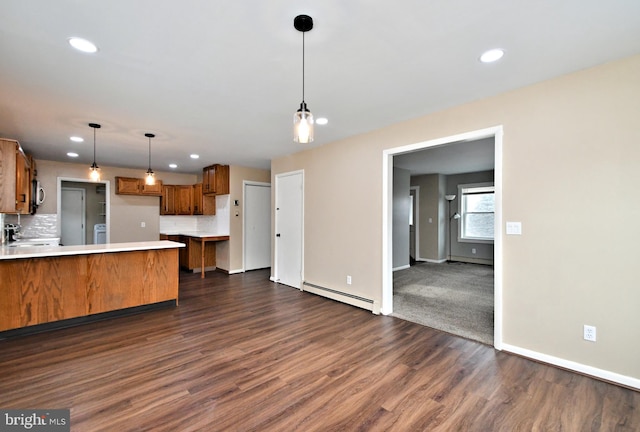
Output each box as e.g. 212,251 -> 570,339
144,133 -> 155,185
293,102 -> 314,144
88,123 -> 101,182
145,169 -> 155,185
89,162 -> 100,182
293,15 -> 314,143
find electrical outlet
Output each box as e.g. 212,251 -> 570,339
471,248 -> 476,254
583,325 -> 596,342
346,275 -> 352,285
140,222 -> 146,228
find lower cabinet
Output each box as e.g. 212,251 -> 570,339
160,234 -> 216,270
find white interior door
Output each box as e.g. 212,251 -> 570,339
275,171 -> 303,289
244,182 -> 271,271
61,187 -> 86,246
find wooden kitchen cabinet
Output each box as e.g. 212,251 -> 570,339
141,181 -> 163,196
160,185 -> 176,215
116,177 -> 163,196
0,139 -> 31,214
193,182 -> 216,215
182,237 -> 216,271
161,185 -> 194,215
202,164 -> 229,195
175,185 -> 193,215
192,183 -> 203,215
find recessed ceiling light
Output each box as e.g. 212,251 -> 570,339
67,152 -> 79,158
479,48 -> 505,63
316,117 -> 328,125
169,163 -> 178,169
68,37 -> 98,53
70,136 -> 84,142
190,154 -> 199,159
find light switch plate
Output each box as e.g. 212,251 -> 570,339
506,221 -> 522,235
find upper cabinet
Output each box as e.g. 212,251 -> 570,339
0,138 -> 32,214
115,177 -> 163,196
162,183 -> 214,215
203,164 -> 229,195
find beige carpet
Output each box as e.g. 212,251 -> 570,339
392,261 -> 494,345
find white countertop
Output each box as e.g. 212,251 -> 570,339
160,231 -> 230,238
0,240 -> 185,260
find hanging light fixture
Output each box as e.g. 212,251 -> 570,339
88,123 -> 101,181
293,14 -> 314,144
144,133 -> 155,185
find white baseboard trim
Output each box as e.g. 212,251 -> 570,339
418,258 -> 447,264
228,269 -> 244,275
501,343 -> 640,390
393,264 -> 410,272
302,281 -> 375,312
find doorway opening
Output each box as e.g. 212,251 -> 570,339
57,177 -> 110,245
382,126 -> 503,349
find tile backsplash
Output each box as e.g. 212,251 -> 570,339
3,213 -> 58,238
159,195 -> 230,235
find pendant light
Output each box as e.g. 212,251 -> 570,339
144,133 -> 155,185
293,14 -> 314,144
88,123 -> 101,181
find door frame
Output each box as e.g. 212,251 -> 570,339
57,177 -> 111,243
243,180 -> 271,271
382,125 -> 503,349
409,186 -> 420,262
272,170 -> 304,288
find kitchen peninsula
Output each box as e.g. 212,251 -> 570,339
0,240 -> 183,335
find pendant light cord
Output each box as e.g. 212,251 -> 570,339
93,126 -> 96,165
148,136 -> 151,169
302,30 -> 305,105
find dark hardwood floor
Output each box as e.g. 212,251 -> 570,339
1,269 -> 638,431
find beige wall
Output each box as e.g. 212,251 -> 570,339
36,159 -> 197,242
272,54 -> 640,383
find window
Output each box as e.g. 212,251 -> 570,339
458,183 -> 495,242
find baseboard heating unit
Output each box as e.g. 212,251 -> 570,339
303,281 -> 375,312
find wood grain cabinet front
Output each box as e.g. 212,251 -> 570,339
160,185 -> 176,215
116,177 -> 163,196
202,164 -> 229,195
0,138 -> 32,214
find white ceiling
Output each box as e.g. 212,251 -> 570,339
394,138 -> 495,176
1,1 -> 639,174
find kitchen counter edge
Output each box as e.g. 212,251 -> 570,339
0,240 -> 185,260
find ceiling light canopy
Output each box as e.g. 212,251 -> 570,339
293,14 -> 314,144
68,37 -> 98,53
480,48 -> 505,63
144,133 -> 155,185
88,123 -> 101,181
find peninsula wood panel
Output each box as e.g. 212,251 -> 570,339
87,252 -> 145,314
0,248 -> 179,332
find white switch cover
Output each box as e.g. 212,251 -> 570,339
140,222 -> 146,228
506,222 -> 522,235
